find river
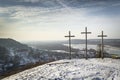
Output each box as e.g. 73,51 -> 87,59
64,44 -> 120,56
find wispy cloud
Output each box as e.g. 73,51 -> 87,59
0,0 -> 120,40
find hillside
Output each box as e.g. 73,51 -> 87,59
0,38 -> 33,74
0,38 -> 29,49
0,38 -> 86,76
2,58 -> 120,80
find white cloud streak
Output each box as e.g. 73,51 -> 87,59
0,1 -> 120,40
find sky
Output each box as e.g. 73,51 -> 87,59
0,0 -> 120,41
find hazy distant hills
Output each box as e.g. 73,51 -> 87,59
26,39 -> 120,51
63,39 -> 120,47
0,38 -> 29,49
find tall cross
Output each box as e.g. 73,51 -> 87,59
98,31 -> 107,59
65,31 -> 75,59
81,27 -> 91,60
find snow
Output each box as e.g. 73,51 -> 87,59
51,50 -> 69,53
2,58 -> 120,80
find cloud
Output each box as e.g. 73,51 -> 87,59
0,0 -> 120,40
0,0 -> 120,8
22,0 -> 40,3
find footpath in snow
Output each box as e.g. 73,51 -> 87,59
2,58 -> 120,80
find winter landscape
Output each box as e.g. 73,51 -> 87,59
2,58 -> 120,80
0,39 -> 120,80
0,0 -> 120,80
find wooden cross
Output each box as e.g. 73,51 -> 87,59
65,31 -> 75,59
98,31 -> 107,59
81,27 -> 91,60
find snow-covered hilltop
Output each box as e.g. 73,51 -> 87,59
2,58 -> 120,80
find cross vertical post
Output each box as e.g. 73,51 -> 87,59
81,27 -> 91,60
65,31 -> 75,59
98,31 -> 107,59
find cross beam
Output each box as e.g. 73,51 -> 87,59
65,31 -> 75,59
98,31 -> 107,59
81,27 -> 91,60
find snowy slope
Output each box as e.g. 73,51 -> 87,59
2,58 -> 120,80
